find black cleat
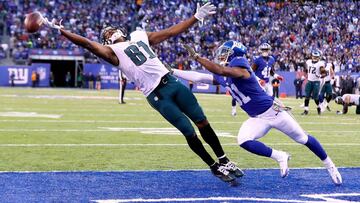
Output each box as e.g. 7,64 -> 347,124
301,110 -> 308,115
222,161 -> 244,178
326,106 -> 331,111
211,163 -> 236,183
317,107 -> 321,115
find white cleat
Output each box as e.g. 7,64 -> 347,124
320,102 -> 326,113
327,166 -> 342,186
231,109 -> 237,116
278,152 -> 291,178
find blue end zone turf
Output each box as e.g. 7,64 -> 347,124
0,168 -> 359,202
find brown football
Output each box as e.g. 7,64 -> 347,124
24,12 -> 43,33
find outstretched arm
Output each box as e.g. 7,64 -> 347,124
43,18 -> 119,66
183,45 -> 250,78
60,29 -> 119,66
172,69 -> 216,85
147,3 -> 216,45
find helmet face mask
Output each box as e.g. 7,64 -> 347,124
259,43 -> 271,57
311,50 -> 321,62
100,26 -> 127,45
215,40 -> 247,66
215,46 -> 234,66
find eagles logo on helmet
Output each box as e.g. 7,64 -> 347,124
215,40 -> 247,66
100,26 -> 127,45
311,49 -> 321,62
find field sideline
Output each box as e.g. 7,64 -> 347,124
0,87 -> 359,172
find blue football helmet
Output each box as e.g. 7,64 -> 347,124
215,40 -> 247,66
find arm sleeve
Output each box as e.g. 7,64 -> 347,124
172,69 -> 214,84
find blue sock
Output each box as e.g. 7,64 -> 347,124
240,140 -> 272,157
319,94 -> 324,103
305,135 -> 327,160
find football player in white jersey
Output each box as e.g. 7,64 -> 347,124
335,94 -> 360,115
42,3 -> 243,184
319,61 -> 335,112
302,50 -> 327,115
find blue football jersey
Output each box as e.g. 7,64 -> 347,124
214,57 -> 273,117
253,56 -> 275,83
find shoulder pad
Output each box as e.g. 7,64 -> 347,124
229,57 -> 251,69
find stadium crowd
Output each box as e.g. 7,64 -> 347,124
0,0 -> 359,73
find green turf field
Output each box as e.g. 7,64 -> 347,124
0,87 -> 359,171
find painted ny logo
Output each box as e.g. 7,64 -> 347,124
8,68 -> 29,85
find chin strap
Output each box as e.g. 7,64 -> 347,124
109,30 -> 126,44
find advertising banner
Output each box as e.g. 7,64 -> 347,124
0,63 -> 50,87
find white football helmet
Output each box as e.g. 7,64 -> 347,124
259,43 -> 272,57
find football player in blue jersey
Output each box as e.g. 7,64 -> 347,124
252,43 -> 283,97
217,41 -> 247,117
171,41 -> 342,185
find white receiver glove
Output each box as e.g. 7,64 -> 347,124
194,2 -> 216,25
43,17 -> 64,30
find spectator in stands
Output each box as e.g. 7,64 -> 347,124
3,0 -> 359,74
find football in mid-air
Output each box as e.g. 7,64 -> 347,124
24,11 -> 43,33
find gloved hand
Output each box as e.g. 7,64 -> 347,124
259,79 -> 266,87
277,75 -> 284,81
43,17 -> 64,30
194,2 -> 216,25
183,45 -> 199,60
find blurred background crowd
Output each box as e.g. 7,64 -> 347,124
0,0 -> 359,73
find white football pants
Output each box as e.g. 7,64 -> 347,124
237,105 -> 308,145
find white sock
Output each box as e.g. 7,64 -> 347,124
304,106 -> 309,111
232,106 -> 236,111
270,149 -> 284,162
323,157 -> 335,168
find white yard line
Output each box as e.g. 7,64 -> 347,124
0,129 -> 358,135
92,193 -> 360,203
92,197 -> 316,203
0,166 -> 358,173
0,143 -> 359,147
0,120 -> 359,125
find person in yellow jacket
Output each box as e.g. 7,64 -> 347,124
31,71 -> 37,87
